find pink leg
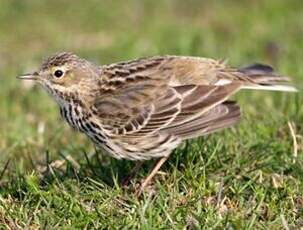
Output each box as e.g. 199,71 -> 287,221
136,156 -> 168,197
122,161 -> 144,186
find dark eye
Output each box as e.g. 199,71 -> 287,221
54,69 -> 64,78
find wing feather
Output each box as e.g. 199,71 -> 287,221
93,56 -> 242,138
162,102 -> 240,139
171,83 -> 241,125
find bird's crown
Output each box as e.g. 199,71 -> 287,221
41,52 -> 80,71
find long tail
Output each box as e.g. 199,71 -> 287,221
238,63 -> 298,92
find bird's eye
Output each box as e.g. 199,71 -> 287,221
54,69 -> 64,78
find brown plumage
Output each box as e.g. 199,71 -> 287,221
18,52 -> 297,195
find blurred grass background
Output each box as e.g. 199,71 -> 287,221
0,0 -> 302,228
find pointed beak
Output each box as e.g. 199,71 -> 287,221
17,71 -> 39,80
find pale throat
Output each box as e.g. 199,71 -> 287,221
42,82 -> 79,108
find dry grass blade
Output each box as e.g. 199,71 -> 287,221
280,214 -> 290,230
287,121 -> 298,163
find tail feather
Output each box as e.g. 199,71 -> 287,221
241,84 -> 297,92
238,63 -> 298,92
239,63 -> 275,75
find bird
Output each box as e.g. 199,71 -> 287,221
18,52 -> 297,196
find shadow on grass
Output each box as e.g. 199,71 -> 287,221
0,141 -> 195,198
1,137 -> 302,202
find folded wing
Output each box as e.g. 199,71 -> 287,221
89,56 -> 295,159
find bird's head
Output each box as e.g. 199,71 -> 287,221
18,52 -> 99,104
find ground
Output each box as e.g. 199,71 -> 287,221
0,0 -> 302,228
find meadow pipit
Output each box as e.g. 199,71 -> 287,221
18,52 -> 297,196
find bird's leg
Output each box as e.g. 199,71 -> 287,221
136,156 -> 168,197
121,161 -> 144,186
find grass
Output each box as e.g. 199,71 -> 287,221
0,0 -> 302,228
